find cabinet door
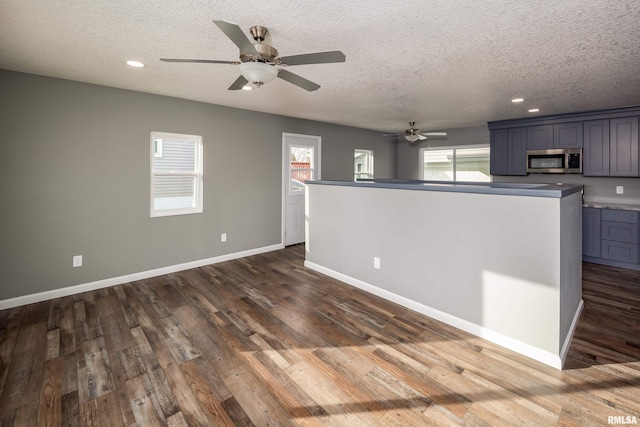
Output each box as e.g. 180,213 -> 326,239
602,221 -> 639,244
507,128 -> 527,175
610,116 -> 639,176
602,209 -> 639,224
602,240 -> 639,264
527,125 -> 553,150
490,129 -> 509,175
582,208 -> 601,258
554,122 -> 583,148
583,120 -> 610,176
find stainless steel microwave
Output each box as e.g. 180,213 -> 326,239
526,148 -> 582,174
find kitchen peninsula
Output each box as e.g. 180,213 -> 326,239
304,179 -> 584,369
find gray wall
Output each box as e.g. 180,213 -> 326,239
397,124 -> 640,205
0,70 -> 395,301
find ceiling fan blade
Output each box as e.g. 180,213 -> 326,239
383,133 -> 403,137
213,20 -> 259,56
277,69 -> 320,91
160,58 -> 240,64
228,75 -> 249,90
422,132 -> 448,136
279,51 -> 346,66
417,134 -> 428,140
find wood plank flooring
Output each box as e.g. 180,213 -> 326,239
1,245 -> 639,426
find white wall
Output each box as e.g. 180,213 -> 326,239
305,183 -> 583,368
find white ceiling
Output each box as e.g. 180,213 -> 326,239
1,0 -> 639,134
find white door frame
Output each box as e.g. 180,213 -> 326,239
282,132 -> 321,246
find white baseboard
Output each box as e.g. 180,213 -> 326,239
0,244 -> 284,310
305,260 -> 582,370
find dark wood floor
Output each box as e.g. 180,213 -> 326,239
1,245 -> 639,426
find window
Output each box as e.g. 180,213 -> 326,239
150,131 -> 203,217
354,149 -> 374,180
420,145 -> 490,182
289,145 -> 314,195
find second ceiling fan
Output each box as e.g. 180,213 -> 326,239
385,122 -> 448,143
161,20 -> 346,91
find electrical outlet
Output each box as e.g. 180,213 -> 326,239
374,257 -> 381,269
616,186 -> 624,195
73,255 -> 82,267
221,233 -> 227,242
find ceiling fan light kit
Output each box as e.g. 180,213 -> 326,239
239,62 -> 278,87
160,20 -> 345,92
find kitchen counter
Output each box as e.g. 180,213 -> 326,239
304,179 -> 583,369
309,178 -> 583,199
583,202 -> 640,211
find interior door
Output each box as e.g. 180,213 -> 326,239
283,133 -> 321,246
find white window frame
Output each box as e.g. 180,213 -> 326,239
354,149 -> 374,180
419,144 -> 491,182
150,131 -> 203,218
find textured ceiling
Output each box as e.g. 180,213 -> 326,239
1,0 -> 639,133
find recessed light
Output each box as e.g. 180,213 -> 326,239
511,98 -> 524,103
241,85 -> 253,91
528,108 -> 540,113
126,60 -> 145,68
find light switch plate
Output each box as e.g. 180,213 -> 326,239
616,186 -> 624,194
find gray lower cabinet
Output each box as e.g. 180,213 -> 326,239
582,208 -> 601,257
602,240 -> 639,264
583,207 -> 640,270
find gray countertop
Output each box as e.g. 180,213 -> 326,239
306,179 -> 584,198
583,202 -> 640,211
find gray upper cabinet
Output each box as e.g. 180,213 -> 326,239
488,106 -> 640,177
610,116 -> 639,176
583,120 -> 610,176
527,125 -> 553,150
490,128 -> 526,175
508,128 -> 527,175
490,129 -> 508,175
554,122 -> 583,148
527,123 -> 582,150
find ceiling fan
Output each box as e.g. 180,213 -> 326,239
384,122 -> 448,143
160,20 -> 346,91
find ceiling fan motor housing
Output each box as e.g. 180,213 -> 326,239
239,26 -> 279,63
240,43 -> 279,63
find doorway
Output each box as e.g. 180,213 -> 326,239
282,133 -> 321,246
